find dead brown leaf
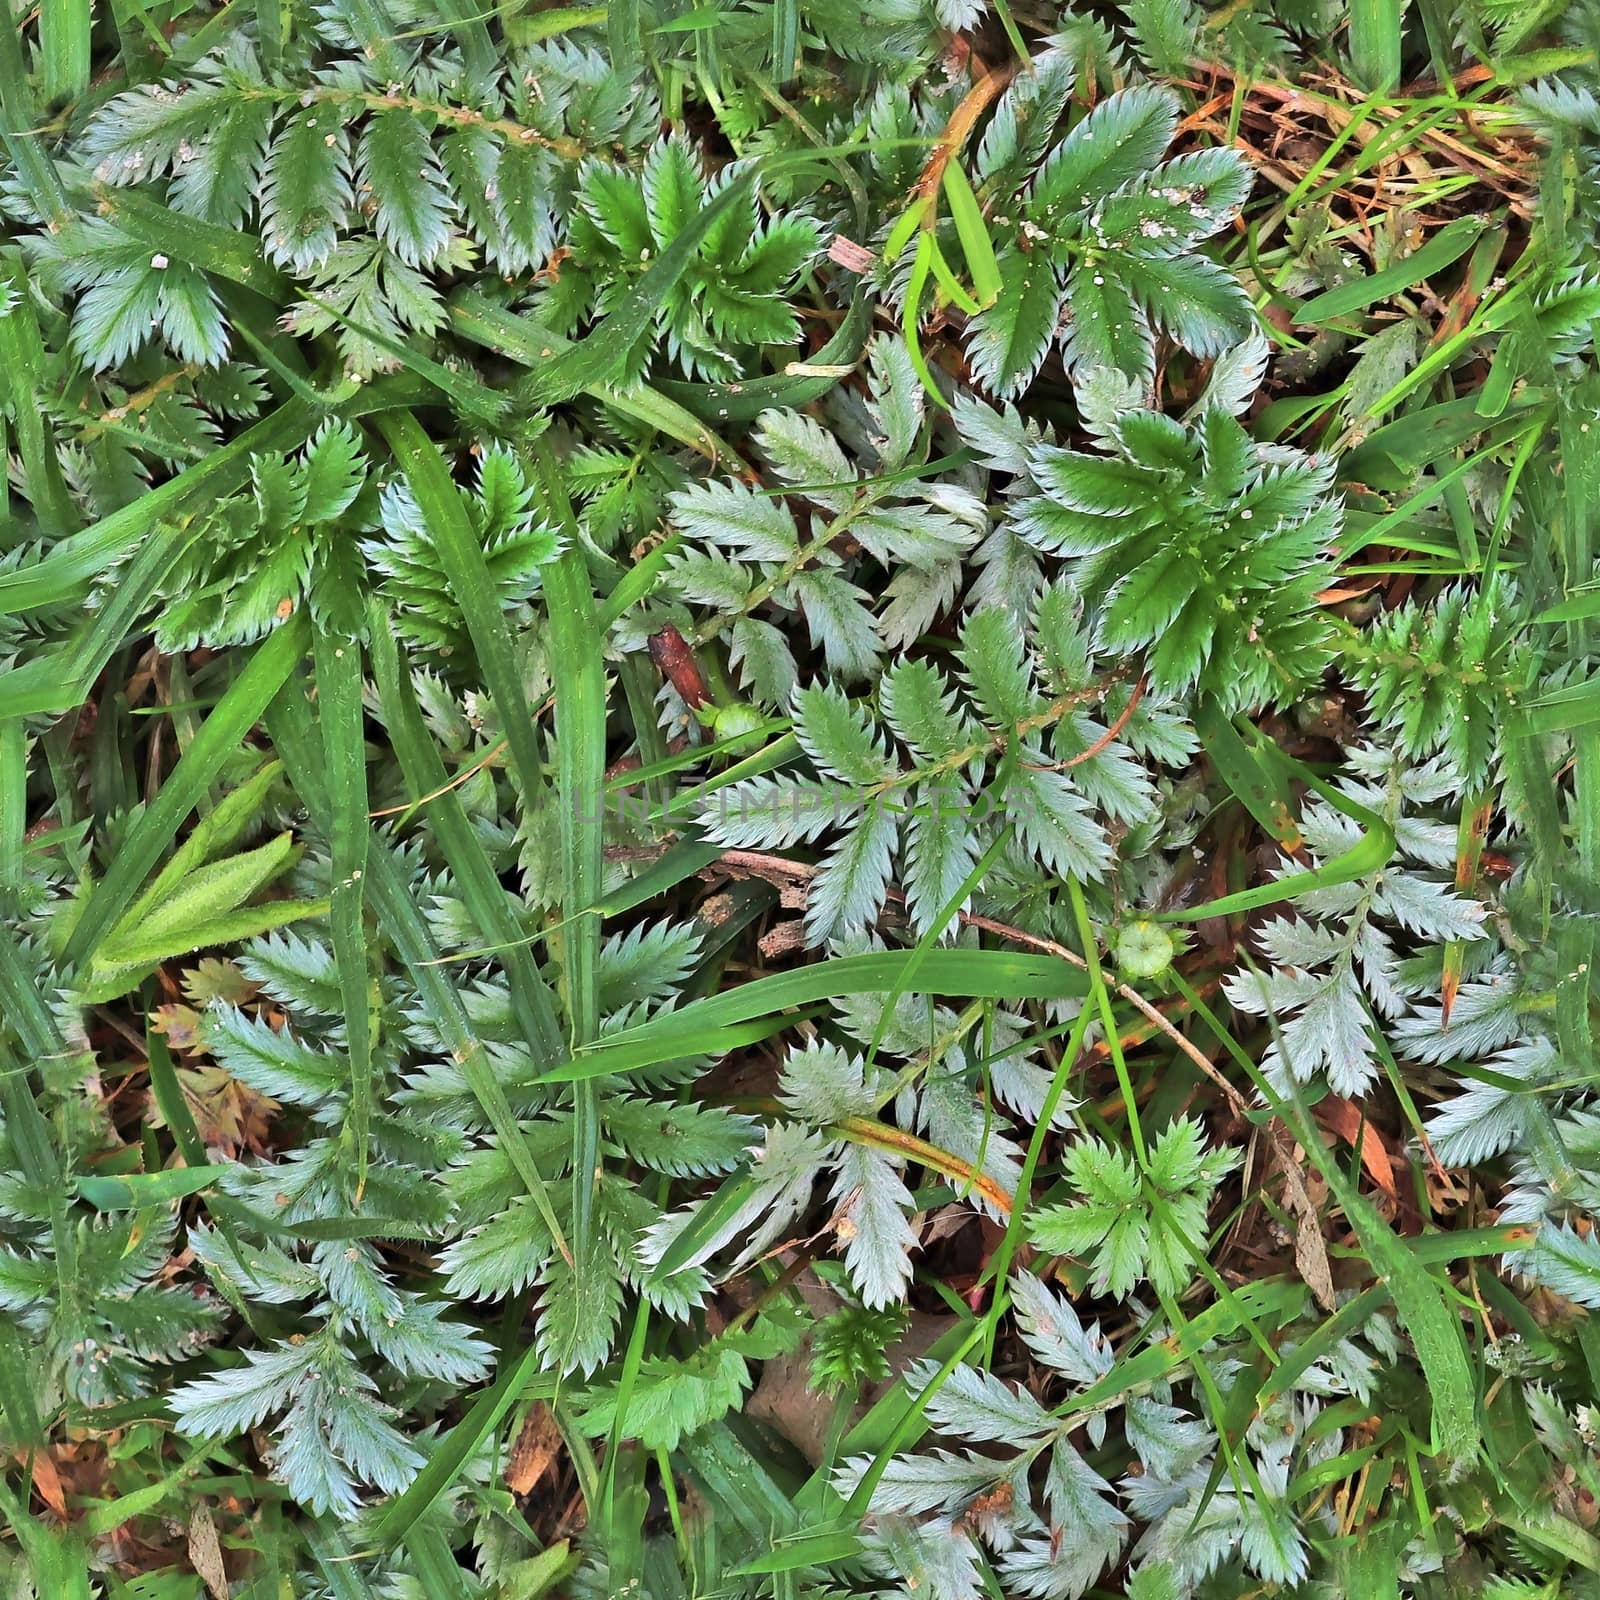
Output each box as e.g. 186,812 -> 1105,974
187,1503 -> 230,1600
1317,1095 -> 1398,1199
22,1448 -> 66,1518
506,1402 -> 562,1496
1274,1140 -> 1337,1312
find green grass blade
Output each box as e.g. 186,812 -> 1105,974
311,614 -> 374,1200
370,1341 -> 553,1548
0,19 -> 70,224
0,524 -> 198,716
62,615 -> 310,972
1177,974 -> 1482,1475
543,950 -> 1090,1083
0,398 -> 317,617
264,685 -> 572,1262
37,0 -> 92,103
89,184 -> 288,299
941,162 -> 1002,308
77,1166 -> 227,1208
376,413 -> 547,808
367,605 -> 564,1065
0,252 -> 81,537
1348,0 -> 1403,92
1161,747 -> 1396,922
447,289 -> 732,461
1297,216 -> 1485,323
532,441 -> 608,1347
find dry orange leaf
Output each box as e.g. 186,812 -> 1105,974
506,1401 -> 563,1496
1317,1096 -> 1397,1198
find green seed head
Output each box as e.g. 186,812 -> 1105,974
1115,919 -> 1175,980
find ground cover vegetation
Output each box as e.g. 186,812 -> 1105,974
0,0 -> 1598,1593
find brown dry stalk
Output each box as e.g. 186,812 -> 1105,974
835,1114 -> 1013,1214
912,63 -> 1016,207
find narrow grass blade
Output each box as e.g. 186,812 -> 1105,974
0,719 -> 25,907
532,441 -> 607,1329
1297,216 -> 1484,323
264,687 -> 572,1262
1178,974 -> 1482,1474
447,289 -> 733,461
770,0 -> 799,82
38,0 -> 93,103
0,252 -> 80,537
1162,747 -> 1395,922
370,1341 -> 553,1548
1348,0 -> 1403,93
0,399 -> 317,617
145,1029 -> 209,1172
0,524 -> 198,716
1195,702 -> 1303,851
311,615 -> 374,1199
376,414 -> 546,808
0,1316 -> 44,1446
89,184 -> 288,300
368,606 -> 564,1065
544,950 -> 1089,1082
63,616 -> 310,971
941,161 -> 1002,308
77,1167 -> 227,1208
0,19 -> 71,224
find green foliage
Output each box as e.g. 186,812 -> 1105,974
809,1302 -> 907,1395
968,82 -> 1254,395
1029,1118 -> 1239,1297
1224,749 -> 1488,1097
1343,576 -> 1530,788
554,135 -> 821,382
1018,347 -> 1341,714
0,1210 -> 219,1406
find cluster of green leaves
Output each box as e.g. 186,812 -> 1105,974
63,36 -> 663,376
967,79 -> 1255,395
1016,338 -> 1340,713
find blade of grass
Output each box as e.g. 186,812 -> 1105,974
376,414 -> 546,810
1348,0 -> 1402,92
0,719 -> 25,909
77,1166 -> 227,1208
367,604 -> 564,1066
532,439 -> 607,1343
0,522 -> 200,717
941,160 -> 1002,308
62,616 -> 310,971
0,252 -> 80,537
88,184 -> 289,300
1160,748 -> 1396,922
0,398 -> 317,617
264,684 -> 572,1264
38,0 -> 92,103
0,19 -> 71,225
1195,702 -> 1304,852
1298,216 -> 1486,324
1175,972 -> 1482,1474
542,949 -> 1089,1083
311,611 -> 374,1202
370,1341 -> 555,1548
446,290 -> 733,462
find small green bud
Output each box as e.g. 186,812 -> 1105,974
710,701 -> 767,755
1115,919 -> 1175,979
